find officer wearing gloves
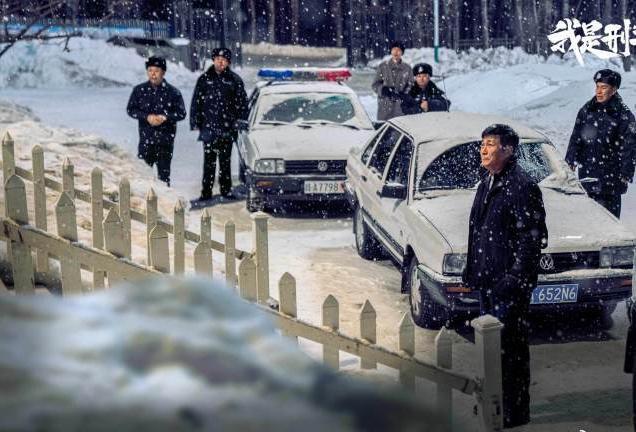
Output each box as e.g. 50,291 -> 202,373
401,63 -> 451,114
371,41 -> 412,121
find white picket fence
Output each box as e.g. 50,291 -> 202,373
0,131 -> 504,432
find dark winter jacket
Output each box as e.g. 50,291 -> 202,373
463,159 -> 548,296
626,297 -> 636,374
565,93 -> 636,195
401,81 -> 451,114
190,67 -> 248,142
126,80 -> 186,157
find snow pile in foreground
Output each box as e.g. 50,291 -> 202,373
0,277 -> 432,431
0,37 -> 198,89
369,46 -> 625,77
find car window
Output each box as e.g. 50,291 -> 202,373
417,141 -> 555,193
361,127 -> 385,165
368,127 -> 402,176
258,93 -> 357,124
385,136 -> 414,186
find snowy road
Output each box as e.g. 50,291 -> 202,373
3,59 -> 636,430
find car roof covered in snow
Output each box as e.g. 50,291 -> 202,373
389,111 -> 547,143
257,81 -> 355,95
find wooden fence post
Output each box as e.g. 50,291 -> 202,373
149,224 -> 170,273
32,145 -> 48,273
91,167 -> 105,289
103,207 -> 125,287
360,300 -> 377,369
2,131 -> 15,183
398,312 -> 415,391
238,257 -> 257,301
472,314 -> 504,432
4,174 -> 34,294
56,192 -> 82,295
322,294 -> 340,369
435,327 -> 453,432
62,157 -> 74,199
173,200 -> 185,275
224,220 -> 236,288
251,212 -> 269,303
194,209 -> 212,276
119,177 -> 131,259
279,272 -> 297,342
145,187 -> 157,266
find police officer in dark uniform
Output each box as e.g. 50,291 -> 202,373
401,63 -> 451,114
190,47 -> 248,201
463,124 -> 548,429
566,69 -> 636,218
127,56 -> 186,186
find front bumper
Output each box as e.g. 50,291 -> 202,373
417,264 -> 633,313
246,172 -> 349,203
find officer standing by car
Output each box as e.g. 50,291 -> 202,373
462,124 -> 548,429
190,47 -> 248,201
401,63 -> 451,114
371,41 -> 412,121
127,56 -> 186,186
565,69 -> 636,218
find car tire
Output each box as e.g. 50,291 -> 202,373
405,256 -> 448,330
353,205 -> 381,260
598,302 -> 617,330
246,187 -> 263,213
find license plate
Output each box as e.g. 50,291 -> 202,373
530,284 -> 579,304
303,181 -> 344,194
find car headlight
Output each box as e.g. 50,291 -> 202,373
254,159 -> 285,174
443,254 -> 467,275
600,246 -> 635,267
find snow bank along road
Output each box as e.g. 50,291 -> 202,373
2,56 -> 636,429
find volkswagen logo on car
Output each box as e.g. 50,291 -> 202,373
539,254 -> 555,271
317,161 -> 329,172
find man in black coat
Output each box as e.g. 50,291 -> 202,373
127,56 -> 186,186
626,297 -> 636,431
566,69 -> 636,218
401,63 -> 450,115
190,47 -> 248,201
462,124 -> 548,429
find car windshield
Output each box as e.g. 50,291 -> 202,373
415,141 -> 584,196
254,92 -> 371,128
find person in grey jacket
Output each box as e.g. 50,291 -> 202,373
371,41 -> 412,121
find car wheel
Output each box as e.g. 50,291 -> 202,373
246,187 -> 263,213
353,205 -> 381,260
405,256 -> 447,330
598,302 -> 617,329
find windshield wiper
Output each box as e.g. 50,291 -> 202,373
299,120 -> 360,130
259,120 -> 291,126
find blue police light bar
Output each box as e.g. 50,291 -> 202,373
257,67 -> 351,81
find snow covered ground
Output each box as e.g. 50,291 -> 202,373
1,38 -> 635,430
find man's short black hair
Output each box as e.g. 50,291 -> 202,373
481,124 -> 519,149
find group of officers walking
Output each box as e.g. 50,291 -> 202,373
128,42 -> 636,429
374,41 -> 635,428
126,48 -> 248,202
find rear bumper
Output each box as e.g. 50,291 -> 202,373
417,265 -> 633,313
246,172 -> 349,203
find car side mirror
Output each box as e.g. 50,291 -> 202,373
237,119 -> 249,131
372,121 -> 385,130
378,183 -> 407,200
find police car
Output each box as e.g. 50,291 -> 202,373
345,112 -> 635,329
236,68 -> 375,212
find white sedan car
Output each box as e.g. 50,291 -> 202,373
237,68 -> 375,212
345,112 -> 635,329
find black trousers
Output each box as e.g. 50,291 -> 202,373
479,289 -> 531,428
139,145 -> 172,186
590,193 -> 622,218
201,137 -> 233,197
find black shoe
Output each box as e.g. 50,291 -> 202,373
504,414 -> 530,429
220,192 -> 236,200
197,194 -> 213,201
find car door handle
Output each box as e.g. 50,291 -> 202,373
361,175 -> 367,182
